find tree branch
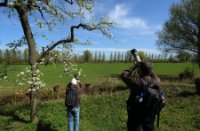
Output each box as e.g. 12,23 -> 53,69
37,39 -> 72,63
0,3 -> 6,7
165,42 -> 198,53
6,36 -> 27,49
65,0 -> 73,5
0,0 -> 8,7
37,22 -> 112,63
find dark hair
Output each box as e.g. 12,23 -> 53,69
138,61 -> 152,75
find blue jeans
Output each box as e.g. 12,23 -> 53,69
67,106 -> 80,131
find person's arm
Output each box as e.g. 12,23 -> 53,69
150,72 -> 161,86
153,76 -> 161,86
121,65 -> 140,88
77,81 -> 88,94
65,84 -> 70,107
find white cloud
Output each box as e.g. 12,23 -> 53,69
108,4 -> 148,29
107,4 -> 163,37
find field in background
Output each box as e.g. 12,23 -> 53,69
0,63 -> 200,89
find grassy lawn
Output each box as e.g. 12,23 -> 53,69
0,81 -> 200,131
0,63 -> 200,89
0,63 -> 200,130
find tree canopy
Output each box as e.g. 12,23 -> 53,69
0,0 -> 113,122
156,0 -> 200,66
0,0 -> 113,64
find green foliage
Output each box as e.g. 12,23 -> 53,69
0,62 -> 8,79
178,67 -> 195,80
156,0 -> 200,66
37,113 -> 66,131
138,51 -> 148,61
1,82 -> 200,130
62,62 -> 84,79
0,49 -> 2,62
4,49 -> 11,65
176,51 -> 192,63
82,50 -> 93,63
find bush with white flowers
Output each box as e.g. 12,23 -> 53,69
63,62 -> 85,78
16,66 -> 46,92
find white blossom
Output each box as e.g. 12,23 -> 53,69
16,67 -> 46,89
27,89 -> 31,93
32,88 -> 36,92
20,72 -> 24,75
3,76 -> 7,79
27,81 -> 32,84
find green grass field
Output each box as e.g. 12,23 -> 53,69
0,63 -> 199,89
0,63 -> 200,131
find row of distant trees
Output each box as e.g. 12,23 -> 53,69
0,49 -> 197,64
81,50 -> 196,63
0,49 -> 29,64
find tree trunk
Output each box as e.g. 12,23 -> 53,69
195,78 -> 200,95
198,45 -> 200,68
16,5 -> 37,123
198,38 -> 200,68
30,64 -> 37,122
198,17 -> 200,68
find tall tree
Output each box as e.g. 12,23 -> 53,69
102,52 -> 106,62
138,51 -> 148,61
0,49 -> 2,63
121,52 -> 125,62
176,50 -> 192,62
113,51 -> 117,62
109,52 -> 113,63
98,51 -> 102,62
117,51 -> 121,62
94,51 -> 98,63
125,51 -> 132,63
0,0 -> 112,122
23,48 -> 29,64
16,50 -> 22,64
4,49 -> 11,65
82,50 -> 92,63
156,0 -> 200,67
10,49 -> 17,64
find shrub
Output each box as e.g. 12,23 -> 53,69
178,67 -> 194,80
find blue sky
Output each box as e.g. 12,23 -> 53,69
0,0 -> 181,55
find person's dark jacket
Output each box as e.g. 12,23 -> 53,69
65,83 -> 86,107
121,69 -> 161,105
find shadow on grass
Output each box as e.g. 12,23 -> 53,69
111,74 -> 183,82
176,91 -> 197,97
158,75 -> 179,81
0,106 -> 30,124
36,121 -> 56,131
193,115 -> 200,129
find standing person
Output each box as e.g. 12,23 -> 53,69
65,77 -> 86,131
121,49 -> 163,131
